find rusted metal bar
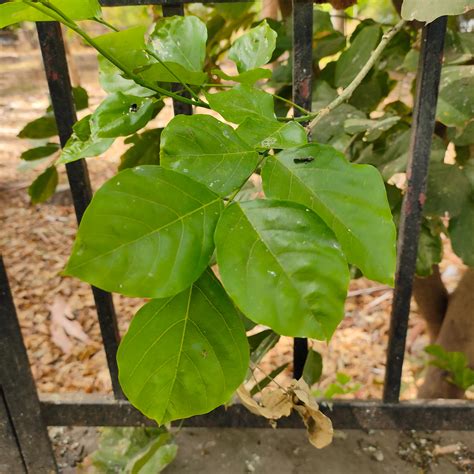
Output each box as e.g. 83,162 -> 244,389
36,22 -> 125,400
40,394 -> 474,431
0,257 -> 57,473
383,17 -> 448,403
291,0 -> 313,378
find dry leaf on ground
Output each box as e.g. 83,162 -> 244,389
50,296 -> 90,354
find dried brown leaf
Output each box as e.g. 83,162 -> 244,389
49,296 -> 90,354
290,379 -> 333,449
236,386 -> 292,420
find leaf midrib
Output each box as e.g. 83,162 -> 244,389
67,197 -> 221,272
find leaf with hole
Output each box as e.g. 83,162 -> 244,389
160,115 -> 259,197
65,166 -> 223,298
117,269 -> 249,424
262,144 -> 396,285
90,93 -> 159,138
215,200 -> 349,340
236,117 -> 307,150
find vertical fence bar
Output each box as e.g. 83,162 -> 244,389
162,4 -> 193,116
291,0 -> 313,378
36,22 -> 124,399
0,388 -> 26,474
383,17 -> 447,403
0,257 -> 57,473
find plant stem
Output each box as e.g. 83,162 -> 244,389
26,1 -> 209,108
273,94 -> 311,115
225,155 -> 266,206
144,47 -> 203,103
306,19 -> 406,134
93,16 -> 119,32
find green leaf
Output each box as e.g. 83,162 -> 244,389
0,0 -> 101,28
73,86 -> 89,111
425,345 -> 474,390
28,166 -> 58,204
450,196 -> 474,266
119,129 -> 162,171
302,349 -> 323,386
262,144 -> 396,285
212,68 -> 272,84
95,26 -> 148,70
90,427 -> 169,472
18,115 -> 58,139
126,434 -> 177,474
425,163 -> 471,217
205,85 -> 275,124
335,24 -> 382,88
65,166 -> 223,298
416,220 -> 443,276
314,31 -> 346,59
56,115 -> 114,165
437,66 -> 474,127
117,269 -> 249,424
228,20 -> 277,72
21,143 -> 60,161
90,93 -> 158,138
248,329 -> 280,364
215,200 -> 350,340
98,55 -> 155,97
160,115 -> 259,197
236,117 -> 307,150
401,0 -> 474,23
344,116 -> 400,142
136,62 -> 208,86
149,16 -> 207,72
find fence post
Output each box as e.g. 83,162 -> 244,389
383,17 -> 447,403
36,22 -> 124,399
0,257 -> 57,473
291,0 -> 313,378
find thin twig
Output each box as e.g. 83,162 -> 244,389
306,19 -> 406,134
145,47 -> 203,103
347,285 -> 391,297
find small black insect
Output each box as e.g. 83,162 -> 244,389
129,103 -> 139,113
293,157 -> 314,164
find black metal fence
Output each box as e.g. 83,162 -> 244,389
1,2 -> 473,472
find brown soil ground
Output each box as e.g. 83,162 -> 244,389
0,38 -> 467,400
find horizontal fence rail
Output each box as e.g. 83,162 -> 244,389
39,394 -> 474,431
1,1 -> 473,472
